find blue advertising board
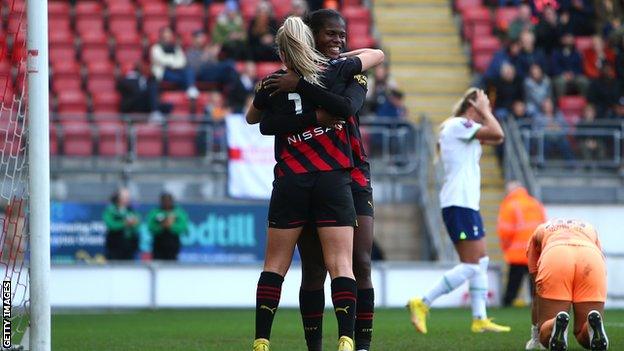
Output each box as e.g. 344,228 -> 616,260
50,201 -> 271,263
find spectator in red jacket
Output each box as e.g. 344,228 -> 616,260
582,35 -> 616,79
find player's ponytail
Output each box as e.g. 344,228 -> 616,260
451,87 -> 479,117
276,16 -> 327,87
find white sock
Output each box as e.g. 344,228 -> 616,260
469,256 -> 489,319
423,263 -> 480,306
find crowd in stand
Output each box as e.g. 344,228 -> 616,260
478,0 -> 624,163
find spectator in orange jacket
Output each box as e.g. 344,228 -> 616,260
497,181 -> 546,307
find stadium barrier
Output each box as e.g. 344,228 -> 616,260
49,262 -> 503,309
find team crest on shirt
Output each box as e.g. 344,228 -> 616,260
462,119 -> 473,128
354,74 -> 368,89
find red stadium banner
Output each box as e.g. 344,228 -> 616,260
226,114 -> 275,200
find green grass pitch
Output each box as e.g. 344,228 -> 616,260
52,308 -> 623,350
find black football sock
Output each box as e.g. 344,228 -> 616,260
331,277 -> 357,339
299,288 -> 325,351
355,288 -> 374,350
255,271 -> 284,340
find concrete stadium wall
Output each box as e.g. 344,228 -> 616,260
50,263 -> 503,309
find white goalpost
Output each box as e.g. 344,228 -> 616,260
26,0 -> 50,349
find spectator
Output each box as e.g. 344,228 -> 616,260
290,0 -> 309,17
532,98 -> 576,161
228,61 -> 257,113
206,91 -> 231,121
524,63 -> 553,115
376,89 -> 407,119
587,65 -> 620,118
491,63 -> 524,119
550,32 -> 589,97
151,27 -> 199,98
248,1 -> 279,61
117,63 -> 162,119
535,5 -> 561,55
595,0 -> 622,39
103,188 -> 140,261
577,104 -> 608,162
212,0 -> 248,60
366,63 -> 398,114
559,0 -> 596,36
186,31 -> 240,89
517,30 -> 548,78
617,35 -> 624,91
484,40 -> 522,82
582,35 -> 616,79
147,193 -> 189,261
497,180 -> 546,307
608,95 -> 624,118
508,3 -> 534,41
509,100 -> 532,120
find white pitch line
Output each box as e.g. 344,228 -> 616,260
605,322 -> 624,328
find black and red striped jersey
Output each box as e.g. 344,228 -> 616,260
253,69 -> 354,177
347,113 -> 371,190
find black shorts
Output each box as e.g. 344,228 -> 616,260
268,169 -> 356,229
352,185 -> 374,217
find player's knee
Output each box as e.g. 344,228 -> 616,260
325,259 -> 353,279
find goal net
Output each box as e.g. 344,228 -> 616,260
0,0 -> 31,349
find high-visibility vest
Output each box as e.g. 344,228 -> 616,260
497,187 -> 546,265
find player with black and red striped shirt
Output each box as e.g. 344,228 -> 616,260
258,10 -> 383,351
245,16 -> 377,351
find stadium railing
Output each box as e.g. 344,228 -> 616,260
516,120 -> 623,170
501,116 -> 540,198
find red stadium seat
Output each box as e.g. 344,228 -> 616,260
7,14 -> 25,35
57,90 -> 88,114
48,18 -> 71,34
463,7 -> 491,41
342,6 -> 370,26
471,23 -> 493,38
575,36 -> 593,52
87,77 -> 116,95
558,95 -> 587,124
167,122 -> 197,157
96,121 -> 127,156
143,17 -> 171,38
271,0 -> 292,20
48,2 -> 71,19
52,76 -> 82,94
348,35 -> 375,50
107,2 -> 137,18
0,76 -> 13,104
141,2 -> 169,18
49,45 -> 76,64
49,30 -> 74,46
208,3 -> 226,24
472,52 -> 494,73
161,91 -> 191,116
76,18 -> 106,36
174,3 -> 204,19
109,17 -> 139,37
348,23 -> 370,38
455,0 -> 483,14
80,31 -> 108,46
0,62 -> 10,76
255,62 -> 283,80
113,31 -> 142,48
176,17 -> 205,37
52,61 -> 80,79
61,122 -> 93,157
196,92 -> 214,113
114,46 -> 144,66
135,123 -> 164,157
86,60 -> 115,78
494,7 -> 520,31
471,36 -> 501,56
81,44 -> 111,63
92,92 -> 121,113
0,121 -> 24,158
75,1 -> 104,20
342,0 -> 361,7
